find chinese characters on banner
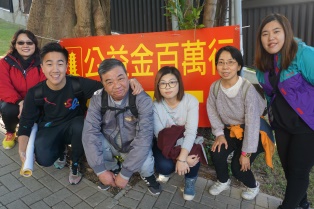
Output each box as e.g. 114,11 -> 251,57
60,25 -> 240,127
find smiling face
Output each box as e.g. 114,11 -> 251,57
41,52 -> 68,90
101,66 -> 129,101
216,51 -> 241,85
15,33 -> 35,60
158,73 -> 179,101
261,20 -> 285,54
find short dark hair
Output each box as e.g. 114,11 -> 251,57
98,58 -> 127,80
154,66 -> 184,102
254,13 -> 297,72
215,46 -> 243,76
40,42 -> 69,63
8,29 -> 40,55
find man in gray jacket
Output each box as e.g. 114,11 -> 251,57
82,58 -> 161,195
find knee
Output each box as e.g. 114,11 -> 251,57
210,150 -> 225,164
0,102 -> 19,117
34,145 -> 58,167
35,151 -> 56,167
155,159 -> 174,175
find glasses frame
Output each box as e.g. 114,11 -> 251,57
158,81 -> 178,89
16,41 -> 34,46
217,60 -> 237,67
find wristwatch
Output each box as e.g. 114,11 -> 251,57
241,152 -> 251,158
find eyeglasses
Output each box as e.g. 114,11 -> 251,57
158,81 -> 178,89
16,41 -> 34,46
217,60 -> 237,67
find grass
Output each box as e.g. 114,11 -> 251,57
0,18 -> 25,56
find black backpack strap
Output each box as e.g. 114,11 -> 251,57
67,75 -> 86,112
34,82 -> 45,106
69,76 -> 84,100
101,90 -> 109,116
128,91 -> 138,118
213,79 -> 222,99
101,87 -> 138,118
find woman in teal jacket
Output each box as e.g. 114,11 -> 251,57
255,13 -> 314,209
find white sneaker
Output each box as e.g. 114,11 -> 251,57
209,179 -> 231,195
241,181 -> 260,200
157,174 -> 170,183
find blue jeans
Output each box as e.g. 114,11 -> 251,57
153,141 -> 200,178
101,135 -> 155,178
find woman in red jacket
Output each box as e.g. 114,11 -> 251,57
0,29 -> 46,149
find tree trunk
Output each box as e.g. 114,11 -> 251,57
214,0 -> 228,26
27,0 -> 110,48
202,0 -> 217,28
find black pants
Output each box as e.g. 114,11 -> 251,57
211,128 -> 264,188
34,116 -> 84,167
275,129 -> 314,209
0,101 -> 19,133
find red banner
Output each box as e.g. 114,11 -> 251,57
60,25 -> 240,127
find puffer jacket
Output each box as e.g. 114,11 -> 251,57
0,54 -> 46,104
256,40 -> 314,130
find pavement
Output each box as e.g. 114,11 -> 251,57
0,123 -> 284,209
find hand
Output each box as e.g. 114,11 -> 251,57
186,154 -> 199,167
98,171 -> 117,187
129,78 -> 143,95
115,174 -> 129,188
175,160 -> 190,175
18,100 -> 24,119
19,151 -> 26,163
18,135 -> 29,164
211,135 -> 228,152
239,155 -> 251,172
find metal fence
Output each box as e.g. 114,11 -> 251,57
110,0 -> 167,34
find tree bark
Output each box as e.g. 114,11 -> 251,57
27,0 -> 110,48
215,0 -> 228,26
202,0 -> 217,28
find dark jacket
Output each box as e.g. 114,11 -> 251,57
157,125 -> 207,165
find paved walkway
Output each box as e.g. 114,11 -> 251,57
0,131 -> 284,209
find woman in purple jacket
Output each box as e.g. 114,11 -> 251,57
255,13 -> 314,209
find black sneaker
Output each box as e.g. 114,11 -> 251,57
299,201 -> 310,209
141,174 -> 161,195
97,182 -> 111,190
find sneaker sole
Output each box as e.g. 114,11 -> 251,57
54,163 -> 66,169
69,177 -> 82,185
98,182 -> 111,191
209,185 -> 230,196
3,146 -> 15,150
147,188 -> 160,196
241,190 -> 259,200
183,194 -> 195,201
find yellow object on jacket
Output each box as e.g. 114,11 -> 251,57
227,118 -> 275,168
227,125 -> 244,140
